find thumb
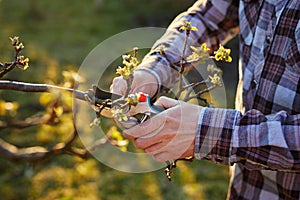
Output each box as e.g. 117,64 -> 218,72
154,96 -> 179,109
110,76 -> 127,96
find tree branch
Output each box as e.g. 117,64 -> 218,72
0,80 -> 86,100
0,113 -> 53,130
0,138 -> 49,162
0,80 -> 119,163
0,129 -> 89,163
0,80 -> 115,108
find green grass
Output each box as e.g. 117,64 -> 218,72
0,0 -> 237,199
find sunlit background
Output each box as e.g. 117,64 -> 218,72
0,0 -> 238,199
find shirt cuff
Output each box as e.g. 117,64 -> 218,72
194,107 -> 240,165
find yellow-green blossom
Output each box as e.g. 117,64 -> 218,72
209,74 -> 223,87
18,57 -> 30,70
116,52 -> 140,79
187,43 -> 210,62
116,66 -> 132,79
9,36 -> 19,46
207,64 -> 223,76
201,43 -> 210,52
214,45 -> 232,62
111,109 -> 128,122
122,54 -> 139,68
125,94 -> 138,106
180,21 -> 198,32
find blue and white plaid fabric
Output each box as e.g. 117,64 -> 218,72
137,0 -> 300,199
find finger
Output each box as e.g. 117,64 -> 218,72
130,70 -> 158,97
153,151 -> 174,163
134,130 -> 173,149
110,77 -> 127,95
154,96 -> 179,109
134,122 -> 177,147
143,141 -> 167,155
128,102 -> 150,116
123,113 -> 166,140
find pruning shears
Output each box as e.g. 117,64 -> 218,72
84,85 -> 188,181
84,85 -> 164,129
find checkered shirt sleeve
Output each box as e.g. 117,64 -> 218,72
195,107 -> 300,171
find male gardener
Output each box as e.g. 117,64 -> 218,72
111,0 -> 300,199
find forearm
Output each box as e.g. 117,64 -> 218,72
195,108 -> 300,172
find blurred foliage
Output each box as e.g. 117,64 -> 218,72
0,0 -> 239,199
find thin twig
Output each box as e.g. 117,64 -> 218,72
0,39 -> 21,78
184,85 -> 218,102
175,82 -> 196,99
124,75 -> 133,98
184,79 -> 210,100
176,78 -> 209,100
0,62 -> 17,78
178,33 -> 189,92
0,113 -> 53,130
159,51 -> 180,72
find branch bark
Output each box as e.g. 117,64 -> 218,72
0,113 -> 53,130
0,62 -> 17,78
0,80 -> 86,101
0,129 -> 89,163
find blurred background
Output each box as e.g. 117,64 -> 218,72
0,0 -> 238,199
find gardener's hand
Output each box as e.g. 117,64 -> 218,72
110,70 -> 159,116
110,70 -> 158,98
123,96 -> 202,162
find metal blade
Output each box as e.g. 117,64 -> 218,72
93,84 -> 122,102
91,85 -> 128,118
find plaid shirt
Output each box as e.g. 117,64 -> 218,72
137,0 -> 300,199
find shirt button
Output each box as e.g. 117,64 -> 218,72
266,35 -> 272,44
251,79 -> 258,89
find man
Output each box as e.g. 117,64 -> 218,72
111,0 -> 300,199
